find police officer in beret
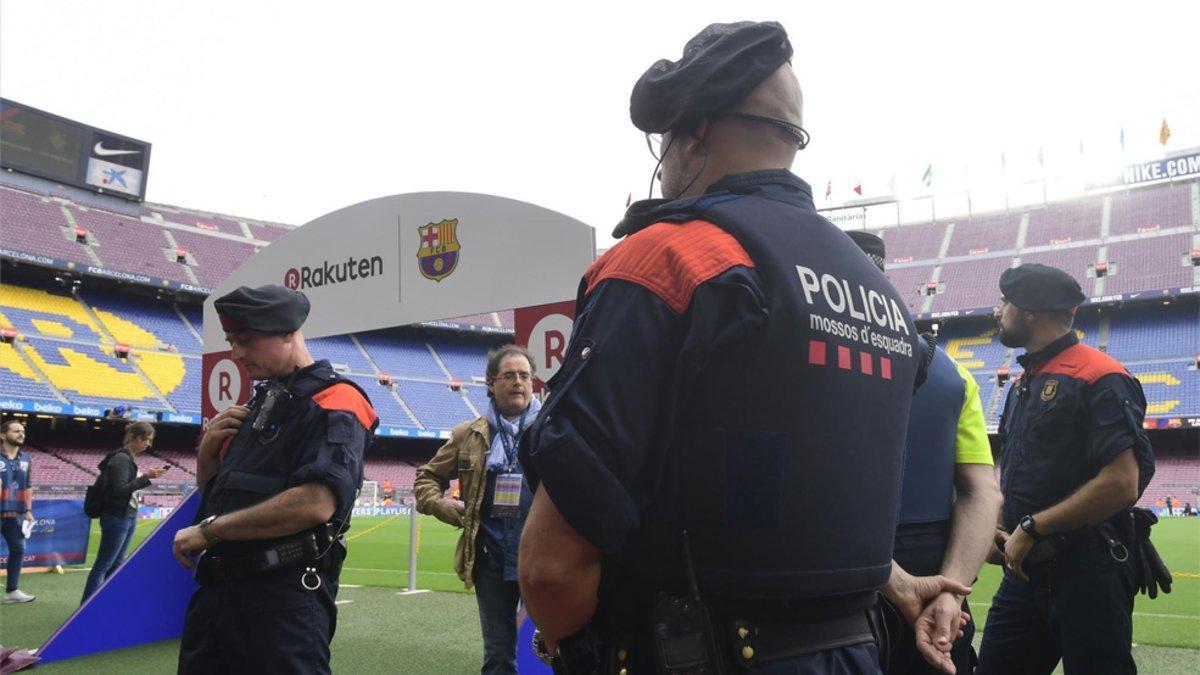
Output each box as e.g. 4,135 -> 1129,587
850,231 -> 1002,675
174,285 -> 378,674
518,21 -> 965,674
977,264 -> 1155,675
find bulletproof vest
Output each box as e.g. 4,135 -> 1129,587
897,347 -> 962,526
199,360 -> 371,556
616,172 -> 920,604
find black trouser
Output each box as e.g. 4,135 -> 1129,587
885,523 -> 976,675
976,543 -> 1136,675
177,565 -> 340,674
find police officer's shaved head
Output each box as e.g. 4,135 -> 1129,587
727,63 -> 804,153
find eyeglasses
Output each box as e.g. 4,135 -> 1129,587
495,371 -> 532,383
721,112 -> 810,150
646,133 -> 669,162
645,114 -> 810,162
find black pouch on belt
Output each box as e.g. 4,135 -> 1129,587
650,593 -> 723,674
648,531 -> 723,675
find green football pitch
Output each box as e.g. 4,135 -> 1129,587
3,515 -> 1197,673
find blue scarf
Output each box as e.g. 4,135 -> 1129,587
485,396 -> 541,472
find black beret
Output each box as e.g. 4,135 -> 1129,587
999,264 -> 1085,312
846,230 -> 886,271
630,21 -> 793,133
214,285 -> 310,333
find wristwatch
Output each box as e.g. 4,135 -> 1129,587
1019,515 -> 1041,539
532,629 -> 555,666
198,515 -> 223,546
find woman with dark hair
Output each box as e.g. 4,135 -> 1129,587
81,421 -> 167,603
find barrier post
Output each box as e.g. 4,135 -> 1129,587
397,502 -> 428,596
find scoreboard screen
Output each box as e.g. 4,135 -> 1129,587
0,98 -> 151,201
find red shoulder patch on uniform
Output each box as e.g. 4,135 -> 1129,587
1038,343 -> 1129,384
314,383 -> 378,429
583,220 -> 753,314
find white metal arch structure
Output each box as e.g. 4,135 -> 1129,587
201,191 -> 595,420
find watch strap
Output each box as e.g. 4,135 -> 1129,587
199,515 -> 222,546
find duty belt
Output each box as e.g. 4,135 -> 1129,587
586,606 -> 882,674
723,611 -> 878,669
195,532 -> 332,585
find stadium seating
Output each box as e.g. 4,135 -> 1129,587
0,187 -> 95,266
65,204 -> 188,282
431,337 -> 490,382
1106,304 -> 1199,361
1128,362 -> 1199,417
308,335 -> 375,374
146,207 -> 245,237
944,213 -> 1020,257
1024,199 -> 1104,247
1137,454 -> 1200,510
930,257 -> 1014,313
3,174 -> 1196,429
878,221 -> 947,262
1018,246 -> 1100,293
938,324 -> 1008,371
24,448 -> 94,485
168,358 -> 203,412
362,456 -> 418,490
883,264 -> 935,314
355,331 -> 447,380
1108,182 -> 1193,235
395,380 -> 477,430
462,385 -> 492,418
246,222 -> 289,242
1103,232 -> 1194,294
85,293 -> 201,349
345,374 -> 418,429
0,342 -> 59,401
170,229 -> 260,287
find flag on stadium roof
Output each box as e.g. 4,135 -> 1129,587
853,181 -> 862,196
825,179 -> 832,199
922,164 -> 933,187
1159,118 -> 1171,146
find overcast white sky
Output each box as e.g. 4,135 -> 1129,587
2,1 -> 1198,245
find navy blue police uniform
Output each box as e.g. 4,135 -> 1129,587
178,287 -> 378,675
885,348 -> 978,675
849,230 -> 992,675
977,266 -> 1155,675
519,23 -> 928,672
521,167 -> 924,673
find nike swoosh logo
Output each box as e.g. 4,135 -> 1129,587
94,142 -> 140,157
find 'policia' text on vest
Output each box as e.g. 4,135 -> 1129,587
795,265 -> 911,335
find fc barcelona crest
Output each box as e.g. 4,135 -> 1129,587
1040,379 -> 1059,402
417,219 -> 461,282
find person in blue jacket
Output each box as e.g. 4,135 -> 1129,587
850,230 -> 1002,675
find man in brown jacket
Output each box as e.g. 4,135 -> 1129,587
414,344 -> 539,675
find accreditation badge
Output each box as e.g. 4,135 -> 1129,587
491,473 -> 523,519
